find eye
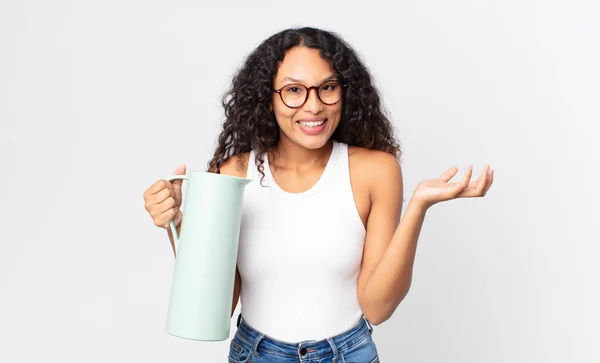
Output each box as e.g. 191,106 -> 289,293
284,85 -> 305,94
321,82 -> 339,92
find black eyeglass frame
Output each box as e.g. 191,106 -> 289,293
273,80 -> 347,109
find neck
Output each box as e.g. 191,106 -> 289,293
270,136 -> 333,171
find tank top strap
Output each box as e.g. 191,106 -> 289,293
327,141 -> 349,184
335,141 -> 349,169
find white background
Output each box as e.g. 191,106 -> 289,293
1,0 -> 598,362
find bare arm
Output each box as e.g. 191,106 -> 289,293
231,267 -> 241,316
356,151 -> 411,326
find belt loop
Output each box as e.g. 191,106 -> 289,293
252,333 -> 265,358
362,315 -> 373,333
326,337 -> 340,362
236,313 -> 242,327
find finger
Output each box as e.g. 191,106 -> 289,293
171,164 -> 186,188
482,169 -> 494,196
144,188 -> 171,212
145,179 -> 173,197
156,195 -> 177,214
156,207 -> 177,228
474,165 -> 490,195
438,167 -> 459,183
463,179 -> 481,192
173,163 -> 186,175
452,165 -> 473,194
458,166 -> 493,198
153,187 -> 173,205
448,165 -> 474,197
457,184 -> 487,198
171,164 -> 186,200
462,165 -> 473,186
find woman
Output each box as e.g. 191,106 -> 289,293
143,27 -> 494,363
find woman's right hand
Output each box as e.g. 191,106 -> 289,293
143,164 -> 186,230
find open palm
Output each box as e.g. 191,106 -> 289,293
413,164 -> 494,209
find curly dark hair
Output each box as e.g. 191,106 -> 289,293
207,26 -> 401,180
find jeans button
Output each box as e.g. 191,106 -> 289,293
299,347 -> 307,355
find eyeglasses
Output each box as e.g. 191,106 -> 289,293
273,80 -> 345,108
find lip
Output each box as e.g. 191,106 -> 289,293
296,117 -> 327,122
296,118 -> 327,135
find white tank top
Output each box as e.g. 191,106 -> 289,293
237,141 -> 367,342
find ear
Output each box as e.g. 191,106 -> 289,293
269,103 -> 273,112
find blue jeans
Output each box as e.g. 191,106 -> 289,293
228,313 -> 380,362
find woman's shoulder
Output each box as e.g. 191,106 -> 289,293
347,146 -> 400,175
347,145 -> 402,195
345,146 -> 403,221
217,152 -> 252,178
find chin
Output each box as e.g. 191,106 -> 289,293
294,135 -> 332,150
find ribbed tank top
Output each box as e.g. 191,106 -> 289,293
237,141 -> 367,342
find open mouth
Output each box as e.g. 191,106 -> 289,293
296,118 -> 327,135
297,119 -> 327,128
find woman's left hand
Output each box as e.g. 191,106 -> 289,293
412,164 -> 494,209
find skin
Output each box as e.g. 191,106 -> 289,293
153,45 -> 495,324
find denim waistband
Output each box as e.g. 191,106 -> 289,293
234,313 -> 374,360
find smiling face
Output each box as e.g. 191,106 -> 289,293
272,46 -> 343,150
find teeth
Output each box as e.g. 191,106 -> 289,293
298,120 -> 325,127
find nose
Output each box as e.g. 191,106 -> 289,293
303,87 -> 324,114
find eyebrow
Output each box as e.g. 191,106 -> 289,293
281,74 -> 337,84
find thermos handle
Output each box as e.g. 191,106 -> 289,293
166,174 -> 188,255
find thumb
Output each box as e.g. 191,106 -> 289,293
438,166 -> 458,183
173,163 -> 186,176
171,164 -> 186,202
